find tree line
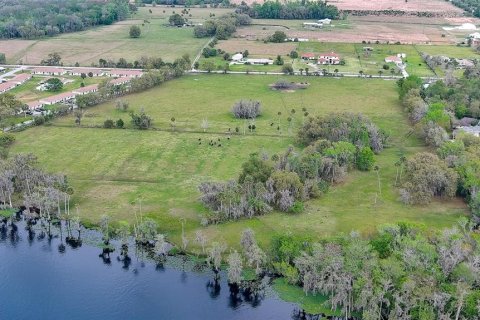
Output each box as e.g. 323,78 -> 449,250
199,112 -> 386,224
193,13 -> 251,39
0,0 -> 133,39
451,0 -> 480,17
235,0 -> 339,20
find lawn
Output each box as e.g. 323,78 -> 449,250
11,74 -> 468,249
295,42 -> 435,76
1,6 -> 216,66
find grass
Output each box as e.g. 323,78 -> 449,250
415,45 -> 480,59
273,278 -> 341,316
296,42 -> 435,76
1,6 -> 217,66
10,74 -> 468,249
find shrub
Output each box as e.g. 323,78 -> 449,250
129,25 -> 141,38
116,118 -> 124,128
269,31 -> 286,43
103,119 -> 114,128
0,133 -> 15,148
115,100 -> 129,112
281,63 -> 294,75
34,116 -> 45,126
130,109 -> 152,129
232,100 -> 261,119
356,147 -> 375,171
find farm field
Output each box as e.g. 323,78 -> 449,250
11,74 -> 468,249
0,6 -> 227,66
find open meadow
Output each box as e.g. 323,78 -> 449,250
10,74 -> 468,249
0,6 -> 231,65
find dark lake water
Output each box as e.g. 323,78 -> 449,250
0,221 -> 304,320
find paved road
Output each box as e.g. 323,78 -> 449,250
0,66 -> 26,81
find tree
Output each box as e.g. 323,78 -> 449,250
44,78 -> 63,92
0,53 -> 6,64
202,60 -> 215,73
232,100 -> 261,119
290,51 -> 298,59
169,13 -> 185,26
269,30 -> 286,43
80,73 -> 86,80
282,63 -> 294,75
129,25 -> 141,38
275,55 -> 284,65
130,109 -> 152,129
356,147 -> 375,171
40,52 -> 62,66
0,93 -> 23,124
116,118 -> 124,128
227,250 -> 243,284
238,153 -> 274,184
103,119 -> 114,128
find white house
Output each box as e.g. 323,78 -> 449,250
39,92 -> 76,105
385,55 -> 402,64
0,82 -> 15,93
69,68 -> 106,77
31,67 -> 67,76
318,18 -> 331,25
318,52 -> 341,65
246,58 -> 274,65
231,53 -> 244,62
26,100 -> 43,110
303,22 -> 323,29
72,84 -> 99,95
109,69 -> 143,78
9,73 -> 32,85
301,53 -> 317,61
109,77 -> 132,86
454,125 -> 480,138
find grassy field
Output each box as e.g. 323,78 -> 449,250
11,74 -> 468,250
0,6 -> 225,65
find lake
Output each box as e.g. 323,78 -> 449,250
0,220 -> 312,320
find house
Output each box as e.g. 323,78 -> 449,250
301,53 -> 317,61
245,58 -> 274,65
318,18 -> 331,25
303,22 -> 323,29
456,58 -> 475,68
69,68 -> 106,77
231,53 -> 244,62
385,55 -> 402,64
9,73 -> 32,85
31,67 -> 66,76
0,82 -> 16,93
318,52 -> 341,65
109,77 -> 132,86
109,69 -> 143,78
454,125 -> 480,138
39,92 -> 76,105
72,84 -> 99,95
26,100 -> 43,110
469,32 -> 480,39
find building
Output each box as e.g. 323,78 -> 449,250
109,69 -> 143,78
31,67 -> 67,76
318,18 -> 332,25
318,52 -> 341,65
303,22 -> 323,29
69,68 -> 106,77
0,82 -> 16,93
39,92 -> 76,105
385,55 -> 402,64
454,125 -> 480,138
231,53 -> 244,62
72,84 -> 99,95
301,53 -> 317,61
245,58 -> 274,65
9,73 -> 32,85
109,77 -> 132,86
26,100 -> 43,110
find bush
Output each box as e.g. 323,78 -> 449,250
269,31 -> 286,43
129,25 -> 141,38
282,63 -> 294,75
130,110 -> 152,129
103,119 -> 114,128
356,147 -> 375,171
169,13 -> 185,26
34,116 -> 45,126
289,201 -> 304,214
116,118 -> 124,128
115,100 -> 129,112
0,133 -> 15,148
232,100 -> 261,119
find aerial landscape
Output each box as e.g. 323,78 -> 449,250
1,0 -> 480,319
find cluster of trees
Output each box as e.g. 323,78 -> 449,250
452,0 -> 480,17
76,56 -> 190,110
268,31 -> 287,43
286,221 -> 480,319
45,78 -> 63,92
129,25 -> 141,38
98,55 -> 172,69
0,0 -> 132,39
0,154 -> 76,238
193,13 -> 251,40
199,113 -> 384,224
236,1 -> 339,20
231,100 -> 261,119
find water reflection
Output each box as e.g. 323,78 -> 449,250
0,218 -> 318,320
